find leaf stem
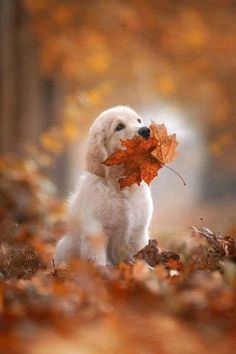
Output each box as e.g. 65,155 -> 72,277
163,164 -> 186,186
152,155 -> 186,186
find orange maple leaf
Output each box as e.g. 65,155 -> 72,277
150,122 -> 178,164
103,123 -> 178,189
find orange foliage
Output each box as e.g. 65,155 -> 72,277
150,122 -> 178,164
0,212 -> 236,354
0,157 -> 236,353
23,0 -> 236,162
103,122 -> 178,189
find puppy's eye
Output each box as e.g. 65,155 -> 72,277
115,123 -> 125,131
137,119 -> 142,123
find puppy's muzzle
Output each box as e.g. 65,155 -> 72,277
138,127 -> 150,139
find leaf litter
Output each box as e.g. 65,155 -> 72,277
1,156 -> 236,353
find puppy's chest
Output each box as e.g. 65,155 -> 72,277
101,188 -> 149,232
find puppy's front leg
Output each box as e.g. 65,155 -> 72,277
106,227 -> 131,265
80,231 -> 108,266
130,228 -> 149,256
79,218 -> 108,266
55,231 -> 108,266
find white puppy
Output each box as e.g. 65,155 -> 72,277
55,106 -> 153,266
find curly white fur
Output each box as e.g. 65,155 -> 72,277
55,106 -> 153,266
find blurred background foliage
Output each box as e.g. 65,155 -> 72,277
0,0 -> 236,233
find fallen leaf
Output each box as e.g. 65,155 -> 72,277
134,239 -> 161,267
134,239 -> 183,272
192,226 -> 236,257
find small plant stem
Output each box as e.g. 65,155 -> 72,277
200,217 -> 206,227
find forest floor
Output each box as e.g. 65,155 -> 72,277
1,157 -> 236,354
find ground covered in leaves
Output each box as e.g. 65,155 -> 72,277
1,157 -> 236,354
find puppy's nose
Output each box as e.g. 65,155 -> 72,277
138,126 -> 150,139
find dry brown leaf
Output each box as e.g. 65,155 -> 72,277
192,226 -> 236,257
150,122 -> 178,164
103,136 -> 161,188
134,239 -> 183,273
134,239 -> 161,267
103,122 -> 178,189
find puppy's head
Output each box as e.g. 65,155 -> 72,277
85,106 -> 150,178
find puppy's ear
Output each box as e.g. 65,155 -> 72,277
85,128 -> 107,178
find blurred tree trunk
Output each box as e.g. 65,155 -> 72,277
0,0 -> 68,195
0,0 -> 48,153
0,0 -> 16,153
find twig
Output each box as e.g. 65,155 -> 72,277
200,217 -> 206,227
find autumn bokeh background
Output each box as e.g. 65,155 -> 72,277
1,0 -> 236,236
